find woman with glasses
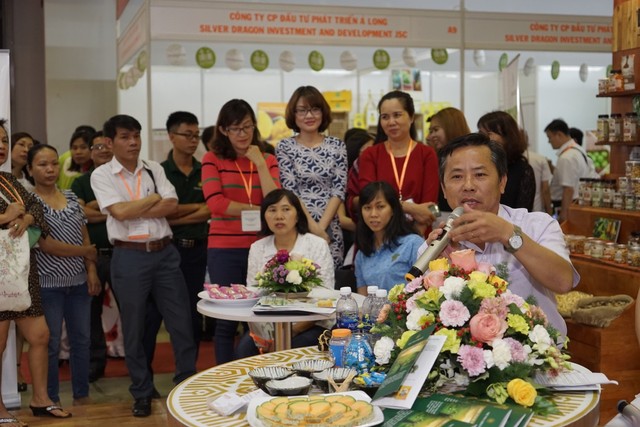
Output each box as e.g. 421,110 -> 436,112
276,86 -> 347,268
358,90 -> 439,236
201,99 -> 280,364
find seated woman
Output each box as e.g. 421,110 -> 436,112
355,181 -> 424,295
236,189 -> 334,358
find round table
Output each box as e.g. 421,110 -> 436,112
167,347 -> 600,427
197,299 -> 334,351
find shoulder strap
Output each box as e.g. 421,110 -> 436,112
141,160 -> 158,193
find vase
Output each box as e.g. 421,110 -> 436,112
273,291 -> 309,300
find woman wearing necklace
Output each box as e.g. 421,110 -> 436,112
358,91 -> 440,235
202,99 -> 280,364
276,86 -> 348,268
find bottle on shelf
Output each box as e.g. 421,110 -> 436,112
336,286 -> 359,332
364,90 -> 378,129
360,285 -> 378,333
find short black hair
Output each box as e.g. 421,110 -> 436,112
201,125 -> 215,151
212,99 -> 264,160
26,144 -> 59,185
569,127 -> 583,146
544,119 -> 570,135
344,128 -> 375,170
438,132 -> 508,183
260,189 -> 309,236
11,132 -> 34,149
355,181 -> 417,257
103,115 -> 142,140
68,130 -> 92,172
166,111 -> 199,133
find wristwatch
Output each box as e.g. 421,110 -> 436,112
504,225 -> 523,253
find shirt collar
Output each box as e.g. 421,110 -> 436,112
108,157 -> 144,175
164,149 -> 201,176
556,138 -> 577,154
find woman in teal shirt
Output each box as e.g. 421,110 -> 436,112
355,181 -> 424,294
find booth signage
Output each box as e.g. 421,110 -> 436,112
373,49 -> 390,70
251,49 -> 269,71
196,47 -> 216,69
308,50 -> 325,71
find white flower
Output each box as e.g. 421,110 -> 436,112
528,324 -> 552,353
453,372 -> 470,386
285,269 -> 303,285
441,276 -> 466,300
406,308 -> 430,331
483,349 -> 495,369
490,339 -> 512,370
374,336 -> 395,365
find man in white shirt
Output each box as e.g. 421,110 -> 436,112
91,115 -> 196,418
545,119 -> 598,222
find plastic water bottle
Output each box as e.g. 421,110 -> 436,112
369,289 -> 389,327
336,286 -> 359,332
360,285 -> 378,333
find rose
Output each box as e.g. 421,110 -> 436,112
507,378 -> 537,407
469,313 -> 507,343
476,262 -> 494,275
423,270 -> 446,288
285,270 -> 303,285
449,249 -> 477,271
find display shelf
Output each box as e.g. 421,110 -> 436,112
596,90 -> 640,97
563,205 -> 640,245
595,140 -> 640,146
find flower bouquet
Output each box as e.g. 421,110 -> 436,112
370,249 -> 571,414
255,249 -> 322,294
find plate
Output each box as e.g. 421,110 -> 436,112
197,290 -> 260,307
245,390 -> 384,427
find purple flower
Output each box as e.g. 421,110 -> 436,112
503,337 -> 529,363
276,250 -> 290,263
501,291 -> 526,308
405,276 -> 423,293
457,345 -> 486,376
439,300 -> 470,327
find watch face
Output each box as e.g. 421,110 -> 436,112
510,234 -> 523,250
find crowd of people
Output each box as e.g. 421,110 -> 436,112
0,87 -> 592,423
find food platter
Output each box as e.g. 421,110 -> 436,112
197,290 -> 260,307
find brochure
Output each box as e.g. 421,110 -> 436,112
592,217 -> 621,242
382,394 -> 515,427
251,295 -> 335,315
373,325 -> 446,409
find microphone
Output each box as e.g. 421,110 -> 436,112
618,400 -> 640,426
405,207 -> 464,282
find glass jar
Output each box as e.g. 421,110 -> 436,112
573,235 -> 586,254
609,69 -> 624,92
603,242 -> 617,260
609,114 -> 623,143
624,112 -> 638,142
329,329 -> 351,367
344,332 -> 374,375
614,244 -> 629,264
625,193 -> 636,211
628,243 -> 640,267
564,235 -> 576,253
590,239 -> 605,259
629,231 -> 640,245
601,180 -> 614,208
583,237 -> 597,257
613,191 -> 624,210
591,180 -> 603,207
597,114 -> 609,142
626,160 -> 640,179
618,176 -> 629,193
598,79 -> 609,95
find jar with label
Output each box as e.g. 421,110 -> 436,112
618,176 -> 629,193
584,237 -> 597,256
613,191 -> 624,210
628,243 -> 640,267
599,79 -> 609,95
590,239 -> 605,259
625,193 -> 636,210
573,235 -> 586,254
329,329 -> 351,367
614,244 -> 629,264
597,115 -> 609,142
578,179 -> 590,206
632,178 -> 640,195
624,112 -> 638,142
609,114 -> 623,143
591,180 -> 603,207
603,242 -> 617,260
601,180 -> 614,208
626,160 -> 640,179
609,69 -> 624,92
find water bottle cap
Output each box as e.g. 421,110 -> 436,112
331,328 -> 352,338
375,289 -> 388,298
367,285 -> 378,294
339,286 -> 351,295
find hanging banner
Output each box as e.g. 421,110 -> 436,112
500,54 -> 520,125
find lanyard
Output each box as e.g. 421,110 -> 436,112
385,139 -> 414,200
235,160 -> 254,207
0,175 -> 24,205
118,170 -> 142,200
559,142 -> 578,156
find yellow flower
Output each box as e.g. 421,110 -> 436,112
387,284 -> 405,303
396,330 -> 417,349
435,328 -> 461,354
468,281 -> 496,299
507,378 -> 537,407
422,287 -> 443,305
507,314 -> 530,334
428,258 -> 449,271
489,275 -> 508,291
468,271 -> 488,283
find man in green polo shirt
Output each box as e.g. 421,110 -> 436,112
143,111 -> 210,369
71,130 -> 114,382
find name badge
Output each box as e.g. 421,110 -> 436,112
241,210 -> 260,232
128,219 -> 151,240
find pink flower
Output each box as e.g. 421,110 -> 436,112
476,262 -> 495,275
469,313 -> 508,344
501,291 -> 526,309
405,276 -> 423,293
479,297 -> 509,318
440,300 -> 471,327
450,249 -> 477,272
423,270 -> 446,288
377,304 -> 391,323
527,305 -> 549,326
457,345 -> 486,376
503,337 -> 529,363
406,290 -> 424,312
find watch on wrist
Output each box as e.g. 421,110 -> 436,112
505,225 -> 523,253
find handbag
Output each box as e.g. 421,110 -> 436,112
0,229 -> 32,312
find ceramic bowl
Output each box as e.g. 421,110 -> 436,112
264,376 -> 313,396
311,367 -> 356,393
290,359 -> 334,377
248,366 -> 293,392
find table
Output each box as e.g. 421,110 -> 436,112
196,299 -> 334,351
167,347 -> 601,427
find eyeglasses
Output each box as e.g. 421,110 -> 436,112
91,144 -> 109,151
226,124 -> 255,136
173,132 -> 201,141
295,107 -> 322,117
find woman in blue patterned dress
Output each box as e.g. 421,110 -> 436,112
276,86 -> 348,268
